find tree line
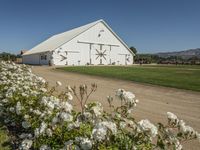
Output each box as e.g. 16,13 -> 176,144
0,52 -> 21,61
129,47 -> 200,65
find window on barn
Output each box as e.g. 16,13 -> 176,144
41,55 -> 47,60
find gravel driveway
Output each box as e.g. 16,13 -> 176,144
32,66 -> 200,149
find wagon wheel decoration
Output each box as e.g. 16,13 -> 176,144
126,55 -> 130,62
95,49 -> 107,61
59,51 -> 68,62
58,50 -> 80,65
60,54 -> 67,61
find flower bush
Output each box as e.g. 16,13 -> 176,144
0,61 -> 199,150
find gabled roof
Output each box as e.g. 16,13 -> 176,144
23,19 -> 134,56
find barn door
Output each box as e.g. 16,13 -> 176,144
53,49 -> 80,65
67,51 -> 81,65
91,45 -> 108,65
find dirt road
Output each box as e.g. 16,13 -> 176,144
32,66 -> 200,149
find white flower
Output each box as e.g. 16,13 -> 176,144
40,112 -> 46,118
123,91 -> 135,103
34,122 -> 48,137
68,121 -> 81,130
167,112 -> 179,125
116,89 -> 138,107
40,145 -> 51,150
137,119 -> 158,137
9,107 -> 15,112
127,109 -> 133,114
91,102 -> 103,117
174,139 -> 182,150
16,101 -> 22,115
40,122 -> 47,134
120,122 -> 126,129
22,93 -> 28,97
125,119 -> 134,127
60,101 -> 73,113
46,128 -> 53,137
56,81 -> 62,86
76,137 -> 92,150
92,123 -> 107,141
184,126 -> 195,135
52,116 -> 59,124
22,121 -> 31,129
60,112 -> 73,122
33,109 -> 42,115
83,112 -> 92,120
37,77 -> 46,83
102,121 -> 117,134
92,121 -> 116,141
62,140 -> 74,149
41,96 -> 48,105
2,99 -> 8,103
40,88 -> 47,92
19,139 -> 33,150
179,120 -> 195,136
116,89 -> 125,97
34,128 -> 40,137
66,92 -> 73,101
47,101 -> 55,110
167,112 -> 178,120
24,115 -> 29,119
19,133 -> 32,139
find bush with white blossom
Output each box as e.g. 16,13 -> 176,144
0,61 -> 199,150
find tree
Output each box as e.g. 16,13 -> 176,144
130,46 -> 137,55
0,52 -> 17,61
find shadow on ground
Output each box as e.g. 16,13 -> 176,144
0,117 -> 12,150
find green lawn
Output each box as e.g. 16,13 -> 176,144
58,65 -> 200,92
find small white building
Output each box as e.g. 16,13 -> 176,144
22,19 -> 134,66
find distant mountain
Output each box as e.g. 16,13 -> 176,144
156,48 -> 200,59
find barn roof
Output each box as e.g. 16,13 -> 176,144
23,19 -> 134,56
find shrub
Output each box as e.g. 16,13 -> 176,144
0,61 -> 199,150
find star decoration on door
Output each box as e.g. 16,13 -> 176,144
95,49 -> 107,60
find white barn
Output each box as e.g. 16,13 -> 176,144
22,19 -> 134,66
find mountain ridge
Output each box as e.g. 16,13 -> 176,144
155,48 -> 200,59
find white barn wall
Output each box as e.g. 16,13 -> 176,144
22,54 -> 40,65
40,52 -> 51,65
23,52 -> 51,65
52,22 -> 133,66
78,21 -> 133,65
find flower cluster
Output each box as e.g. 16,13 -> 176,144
0,61 -> 199,150
115,89 -> 139,115
167,112 -> 200,141
137,119 -> 158,137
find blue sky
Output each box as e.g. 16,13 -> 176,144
0,0 -> 199,54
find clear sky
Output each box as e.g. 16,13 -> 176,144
0,0 -> 199,54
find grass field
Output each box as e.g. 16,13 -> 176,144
58,65 -> 200,92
